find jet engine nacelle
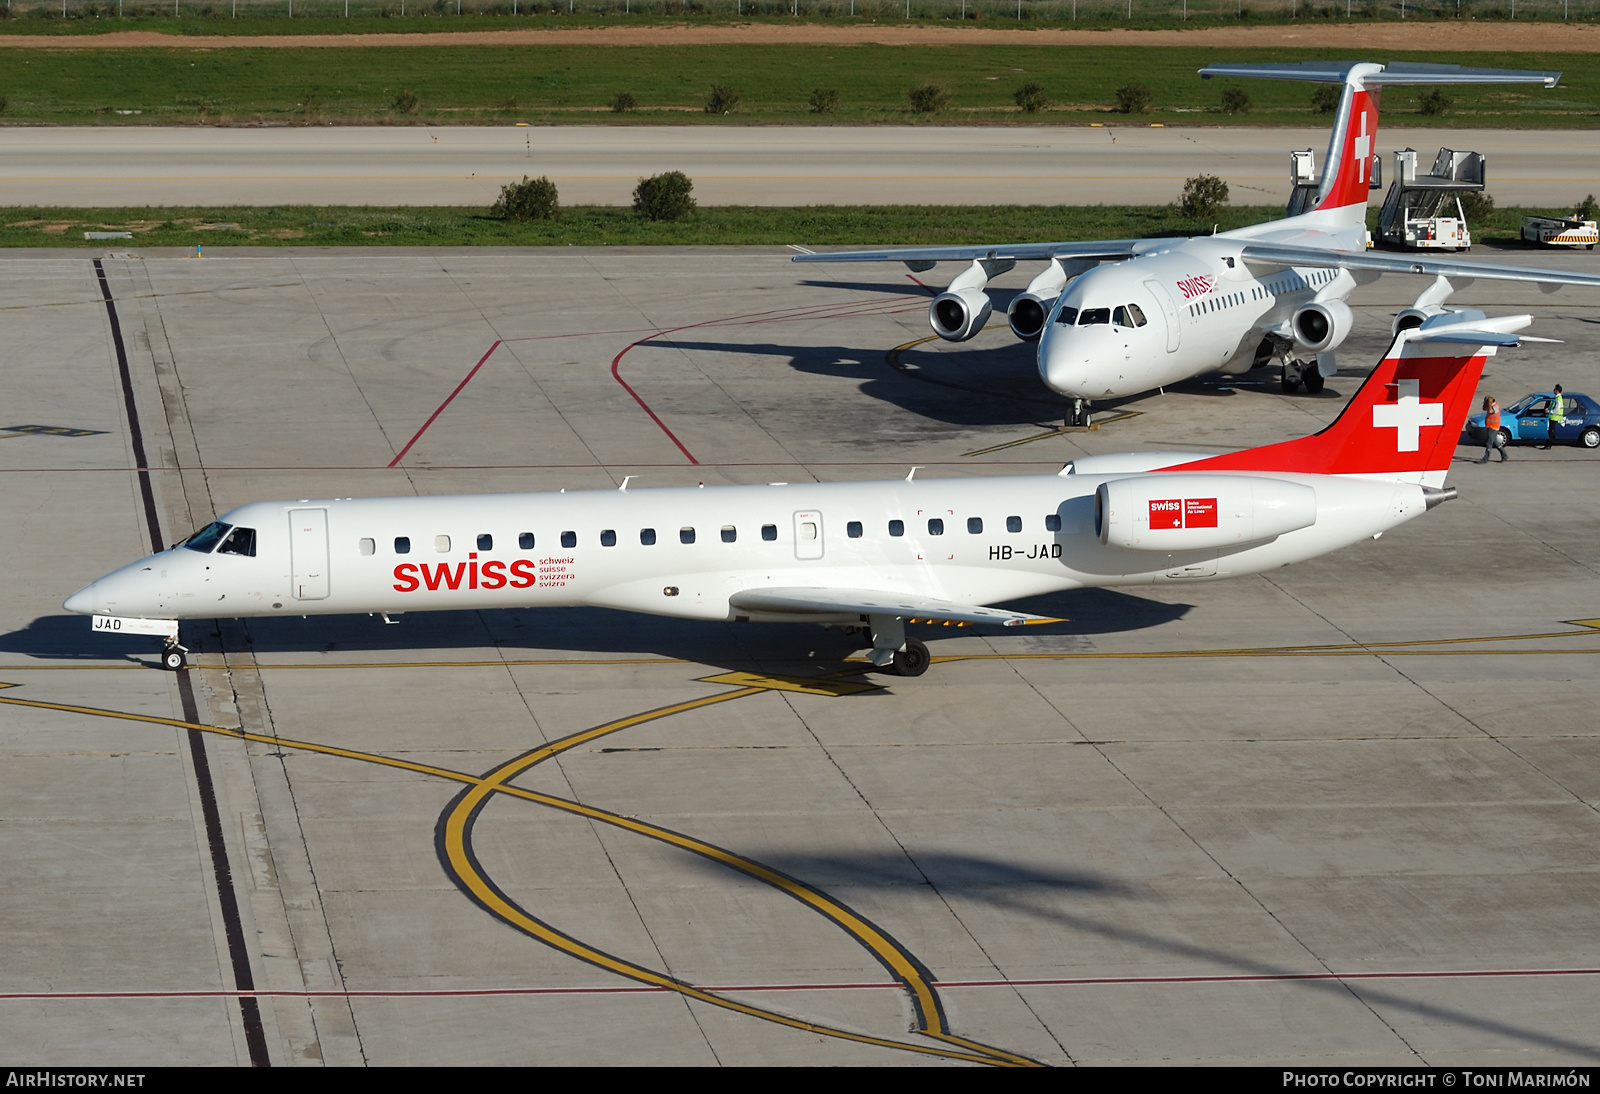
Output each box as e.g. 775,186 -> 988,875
1292,298 -> 1354,354
930,286 -> 993,342
929,257 -> 1014,343
1096,474 -> 1318,552
1007,259 -> 1070,342
1392,303 -> 1447,335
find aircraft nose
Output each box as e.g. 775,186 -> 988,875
64,582 -> 98,615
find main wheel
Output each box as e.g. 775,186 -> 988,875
1582,426 -> 1600,450
1303,369 -> 1325,395
892,638 -> 930,678
162,646 -> 187,672
1281,366 -> 1302,394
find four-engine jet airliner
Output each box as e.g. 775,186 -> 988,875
792,61 -> 1600,425
67,311 -> 1523,677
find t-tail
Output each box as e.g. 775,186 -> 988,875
1164,314 -> 1535,488
1200,61 -> 1562,232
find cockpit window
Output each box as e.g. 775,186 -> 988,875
1126,303 -> 1148,327
1077,308 -> 1111,326
1054,306 -> 1079,327
217,527 -> 257,558
181,521 -> 232,554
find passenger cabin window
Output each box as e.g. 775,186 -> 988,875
477,534 -> 493,551
218,527 -> 257,557
967,517 -> 983,534
1055,306 -> 1079,327
434,535 -> 451,553
889,520 -> 904,537
680,527 -> 696,544
182,521 -> 231,554
721,526 -> 736,543
1006,515 -> 1022,533
600,529 -> 617,547
394,536 -> 411,555
518,532 -> 535,550
761,524 -> 777,542
358,537 -> 375,557
561,531 -> 577,549
1078,308 -> 1111,326
641,528 -> 657,546
799,522 -> 818,541
1045,514 -> 1062,532
847,521 -> 863,538
927,518 -> 944,536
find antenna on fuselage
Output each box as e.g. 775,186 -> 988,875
905,466 -> 921,482
619,476 -> 635,492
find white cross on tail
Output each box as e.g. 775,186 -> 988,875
1372,379 -> 1444,452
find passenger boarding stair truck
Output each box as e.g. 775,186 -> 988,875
1378,148 -> 1486,251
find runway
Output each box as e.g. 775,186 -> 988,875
0,124 -> 1595,208
2,245 -> 1599,1064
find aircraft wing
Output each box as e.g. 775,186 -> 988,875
728,587 -> 1056,627
791,239 -> 1149,266
1238,241 -> 1600,289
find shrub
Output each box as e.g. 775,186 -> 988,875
633,171 -> 696,221
1458,191 -> 1495,223
392,89 -> 420,116
705,84 -> 740,115
0,97 -> 8,114
1179,174 -> 1230,219
1115,82 -> 1154,115
909,83 -> 950,114
1576,194 -> 1598,221
808,87 -> 840,114
1013,81 -> 1048,114
611,91 -> 637,114
1311,85 -> 1340,114
1419,88 -> 1451,116
493,176 -> 560,222
1220,87 -> 1251,115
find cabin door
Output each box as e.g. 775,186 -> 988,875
289,508 -> 330,601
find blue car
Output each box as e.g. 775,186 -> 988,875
1467,392 -> 1600,449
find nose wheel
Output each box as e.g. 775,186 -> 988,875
160,641 -> 189,672
1066,398 -> 1092,428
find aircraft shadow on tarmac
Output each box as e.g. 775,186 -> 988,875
2,589 -> 1188,668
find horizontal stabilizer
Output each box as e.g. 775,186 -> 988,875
729,587 -> 1053,627
1199,61 -> 1560,88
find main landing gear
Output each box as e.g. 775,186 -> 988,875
1065,398 -> 1092,429
160,640 -> 189,672
861,618 -> 931,678
1281,359 -> 1325,396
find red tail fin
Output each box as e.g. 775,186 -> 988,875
1314,85 -> 1381,220
1166,334 -> 1490,480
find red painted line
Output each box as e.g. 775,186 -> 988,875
610,336 -> 700,466
388,340 -> 502,468
5,967 -> 1598,1002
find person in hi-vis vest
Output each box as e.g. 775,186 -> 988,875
1479,396 -> 1508,463
1540,384 -> 1566,449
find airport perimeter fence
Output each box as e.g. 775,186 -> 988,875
2,0 -> 1598,24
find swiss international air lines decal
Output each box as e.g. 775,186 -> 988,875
1150,498 -> 1218,530
1174,275 -> 1218,301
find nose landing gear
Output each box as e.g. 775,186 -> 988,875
1066,398 -> 1092,428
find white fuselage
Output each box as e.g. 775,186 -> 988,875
1036,234 -> 1357,400
67,471 -> 1432,627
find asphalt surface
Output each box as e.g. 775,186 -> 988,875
1,244 -> 1598,1065
0,124 -> 1594,207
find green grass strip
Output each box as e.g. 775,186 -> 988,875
0,44 -> 1595,125
5,202 -> 1584,247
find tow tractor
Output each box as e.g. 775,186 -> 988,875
1376,147 -> 1485,252
1521,212 -> 1599,249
